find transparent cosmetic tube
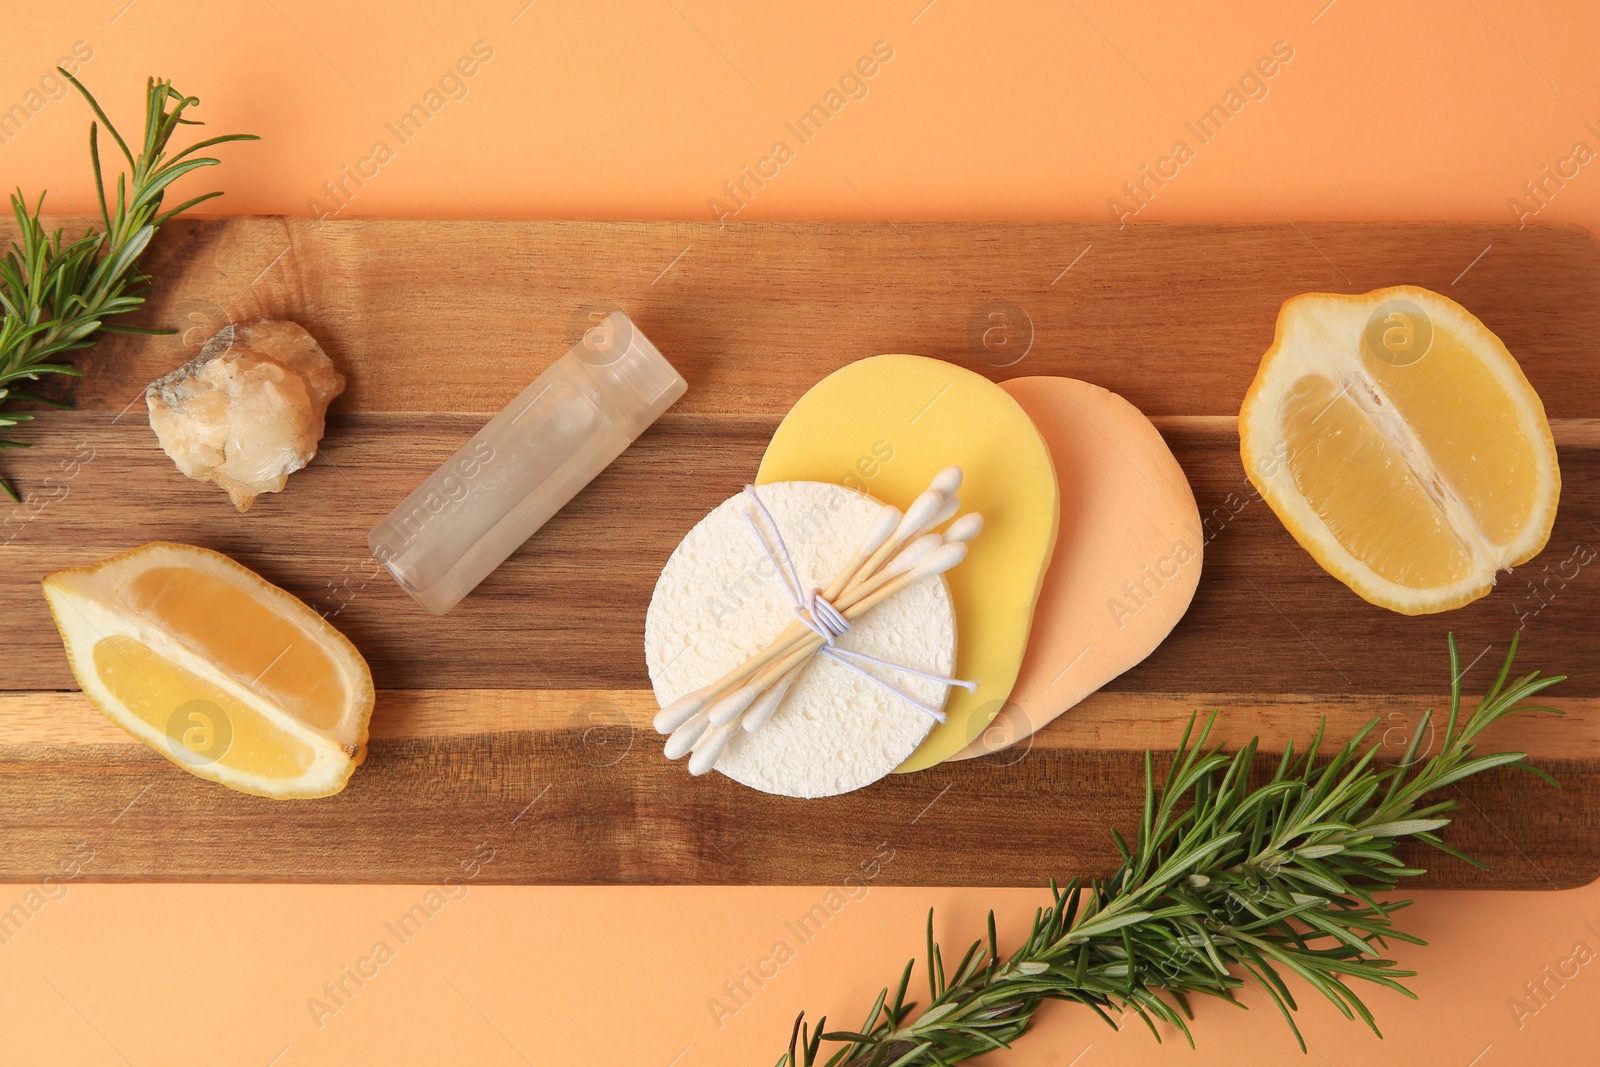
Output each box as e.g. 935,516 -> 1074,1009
370,312 -> 686,613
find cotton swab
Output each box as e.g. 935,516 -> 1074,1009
655,466 -> 983,775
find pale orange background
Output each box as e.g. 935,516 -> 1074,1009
4,2 -> 1600,1065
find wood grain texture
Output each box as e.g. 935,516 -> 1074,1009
4,689 -> 1598,757
1,218 -> 1596,887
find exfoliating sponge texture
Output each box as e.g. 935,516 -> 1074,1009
756,355 -> 1059,771
644,480 -> 956,798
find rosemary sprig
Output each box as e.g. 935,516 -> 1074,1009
780,634 -> 1563,1067
0,70 -> 256,500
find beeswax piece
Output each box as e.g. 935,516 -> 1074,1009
146,320 -> 344,512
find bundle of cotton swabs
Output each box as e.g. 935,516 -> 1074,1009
654,467 -> 982,775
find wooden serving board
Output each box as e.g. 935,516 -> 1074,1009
1,219 -> 1597,888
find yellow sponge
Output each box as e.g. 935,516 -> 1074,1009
756,355 -> 1059,771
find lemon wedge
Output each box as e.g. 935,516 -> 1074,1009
1240,286 -> 1559,615
42,542 -> 374,798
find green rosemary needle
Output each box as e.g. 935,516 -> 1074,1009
780,634 -> 1563,1067
0,70 -> 256,501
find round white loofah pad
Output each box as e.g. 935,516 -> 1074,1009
645,481 -> 957,798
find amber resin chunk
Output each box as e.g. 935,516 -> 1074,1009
146,320 -> 346,511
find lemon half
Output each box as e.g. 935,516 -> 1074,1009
1240,286 -> 1559,615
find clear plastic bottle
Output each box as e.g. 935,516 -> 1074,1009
370,312 -> 686,613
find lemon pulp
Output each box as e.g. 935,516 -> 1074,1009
1358,327 -> 1543,548
1279,374 -> 1474,589
120,566 -> 348,731
94,635 -> 317,779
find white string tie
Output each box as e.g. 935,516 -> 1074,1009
739,485 -> 976,723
